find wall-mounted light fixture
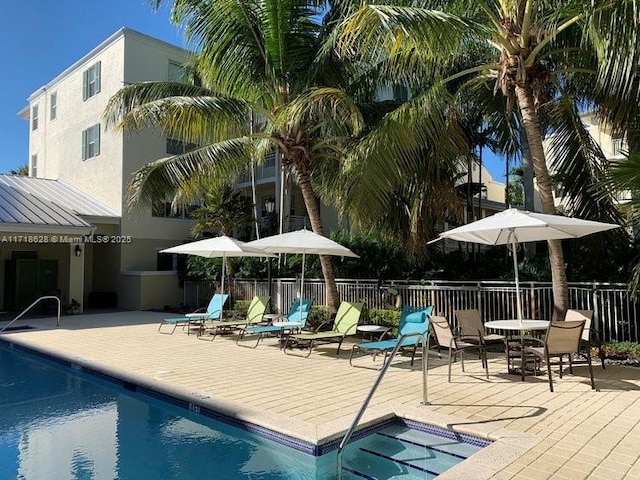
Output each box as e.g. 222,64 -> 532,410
74,245 -> 82,257
265,198 -> 276,214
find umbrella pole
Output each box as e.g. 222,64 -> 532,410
221,255 -> 226,319
510,233 -> 523,324
300,252 -> 305,313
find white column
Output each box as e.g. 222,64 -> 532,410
69,243 -> 85,312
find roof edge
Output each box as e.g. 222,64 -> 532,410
25,27 -> 191,103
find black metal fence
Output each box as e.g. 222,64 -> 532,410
183,279 -> 640,343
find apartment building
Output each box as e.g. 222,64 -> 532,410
6,28 -> 509,312
540,112 -> 631,214
8,28 -> 198,312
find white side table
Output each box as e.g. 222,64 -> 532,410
357,325 -> 391,341
262,313 -> 286,324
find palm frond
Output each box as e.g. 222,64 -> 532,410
544,91 -> 623,224
337,5 -> 470,77
276,87 -> 365,139
104,82 -> 251,144
125,137 -> 253,212
337,83 -> 468,243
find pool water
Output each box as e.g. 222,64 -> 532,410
0,343 -> 485,479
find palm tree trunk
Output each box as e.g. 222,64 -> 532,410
297,168 -> 340,314
520,123 -> 536,261
515,84 -> 568,321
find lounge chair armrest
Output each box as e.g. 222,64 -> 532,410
314,320 -> 332,333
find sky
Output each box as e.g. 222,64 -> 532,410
1,0 -> 508,182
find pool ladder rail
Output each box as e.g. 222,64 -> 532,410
336,331 -> 431,479
0,296 -> 61,333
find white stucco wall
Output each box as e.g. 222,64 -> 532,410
24,29 -> 197,281
28,37 -> 126,211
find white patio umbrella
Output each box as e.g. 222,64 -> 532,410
428,208 -> 620,322
246,229 -> 359,309
161,236 -> 275,315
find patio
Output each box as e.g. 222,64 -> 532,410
3,310 -> 640,479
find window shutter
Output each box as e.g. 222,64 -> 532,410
82,69 -> 88,101
82,129 -> 87,160
95,61 -> 101,94
95,124 -> 101,156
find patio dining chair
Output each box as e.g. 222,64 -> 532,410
565,309 -> 605,370
521,319 -> 596,392
455,309 -> 505,347
429,315 -> 489,382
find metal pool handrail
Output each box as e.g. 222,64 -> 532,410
0,296 -> 61,333
336,331 -> 430,478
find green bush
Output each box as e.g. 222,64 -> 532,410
601,342 -> 640,360
232,300 -> 251,315
307,305 -> 331,330
361,308 -> 402,335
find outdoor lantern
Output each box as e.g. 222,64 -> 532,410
74,245 -> 82,257
265,198 -> 276,214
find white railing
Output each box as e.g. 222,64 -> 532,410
184,279 -> 639,343
0,296 -> 61,333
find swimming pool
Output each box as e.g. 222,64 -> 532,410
0,342 -> 486,479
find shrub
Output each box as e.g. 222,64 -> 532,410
232,300 -> 250,315
601,342 -> 640,360
307,305 -> 331,330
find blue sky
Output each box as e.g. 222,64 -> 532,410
1,0 -> 184,174
1,0 -> 508,182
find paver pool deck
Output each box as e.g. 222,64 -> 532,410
3,310 -> 640,479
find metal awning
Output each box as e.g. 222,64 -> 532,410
0,175 -> 120,236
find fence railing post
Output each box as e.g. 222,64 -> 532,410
592,281 -> 601,340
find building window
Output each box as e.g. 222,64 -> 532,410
31,105 -> 38,131
30,154 -> 37,176
152,197 -> 199,219
166,138 -> 197,155
50,92 -> 57,120
168,62 -> 187,83
554,183 -> 566,198
612,138 -> 624,156
392,84 -> 409,102
82,124 -> 101,160
82,61 -> 101,100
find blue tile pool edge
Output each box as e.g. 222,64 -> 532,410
0,337 -> 491,457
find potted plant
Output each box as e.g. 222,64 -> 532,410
64,299 -> 81,315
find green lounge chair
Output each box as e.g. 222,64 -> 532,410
159,294 -> 229,335
198,295 -> 270,340
283,301 -> 364,357
236,299 -> 313,348
349,306 -> 433,367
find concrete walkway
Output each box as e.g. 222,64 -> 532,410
2,311 -> 640,479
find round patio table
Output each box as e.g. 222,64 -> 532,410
484,319 -> 549,331
485,320 -> 549,379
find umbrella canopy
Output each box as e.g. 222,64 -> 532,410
246,229 -> 360,257
161,236 -> 275,314
246,230 -> 359,308
429,208 -> 620,321
429,208 -> 620,246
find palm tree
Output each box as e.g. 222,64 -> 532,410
104,0 -> 365,314
606,152 -> 640,293
337,0 -> 635,320
8,165 -> 29,176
